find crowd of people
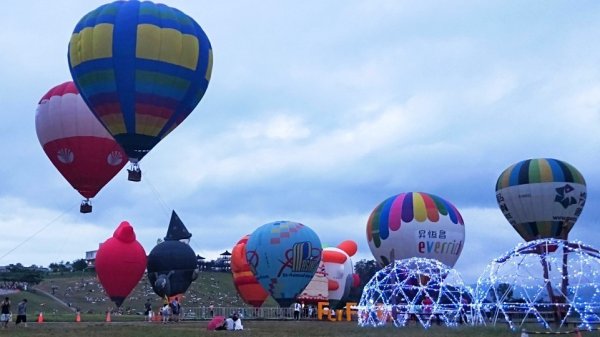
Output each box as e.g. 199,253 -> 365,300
35,274 -> 244,316
0,282 -> 28,295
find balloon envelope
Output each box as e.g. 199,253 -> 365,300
323,240 -> 359,309
68,0 -> 213,163
367,192 -> 465,267
147,240 -> 198,298
246,221 -> 322,307
231,235 -> 269,307
495,158 -> 586,241
35,81 -> 126,199
95,221 -> 147,307
297,260 -> 328,304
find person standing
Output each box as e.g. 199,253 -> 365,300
15,299 -> 27,327
293,301 -> 301,320
144,299 -> 152,322
170,297 -> 180,323
160,303 -> 170,324
1,297 -> 10,328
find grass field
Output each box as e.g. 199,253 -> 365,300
4,273 -> 599,336
0,320 -> 558,337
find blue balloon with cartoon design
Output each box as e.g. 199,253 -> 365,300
246,221 -> 322,307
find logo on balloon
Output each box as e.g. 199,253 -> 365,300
554,184 -> 577,209
292,241 -> 321,273
277,242 -> 321,277
57,148 -> 74,164
107,151 -> 124,166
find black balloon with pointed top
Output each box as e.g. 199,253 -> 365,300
164,211 -> 192,242
147,211 -> 198,298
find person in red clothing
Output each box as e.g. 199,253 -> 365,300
422,296 -> 433,319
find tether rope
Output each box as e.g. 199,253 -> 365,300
0,203 -> 77,262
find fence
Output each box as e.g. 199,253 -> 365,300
180,307 -> 298,321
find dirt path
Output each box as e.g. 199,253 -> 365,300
31,286 -> 76,312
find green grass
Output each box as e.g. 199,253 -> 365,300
4,289 -> 71,315
0,321 -> 553,337
32,270 -> 253,315
11,273 -> 599,336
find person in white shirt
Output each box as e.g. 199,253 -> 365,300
232,314 -> 243,330
293,302 -> 301,320
225,316 -> 235,330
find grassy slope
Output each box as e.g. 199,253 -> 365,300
31,270 -> 261,317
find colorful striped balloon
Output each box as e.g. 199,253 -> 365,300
231,235 -> 269,308
68,1 -> 212,164
366,192 -> 465,267
495,158 -> 587,241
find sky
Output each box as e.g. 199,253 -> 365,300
0,1 -> 599,284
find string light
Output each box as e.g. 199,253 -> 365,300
474,238 -> 600,331
357,257 -> 472,329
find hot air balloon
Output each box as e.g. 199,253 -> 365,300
246,221 -> 322,307
495,158 -> 587,241
68,1 -> 213,181
231,235 -> 269,308
495,158 -> 587,322
367,192 -> 465,267
297,260 -> 328,305
147,211 -> 198,298
323,240 -> 360,310
35,81 -> 126,213
95,221 -> 147,307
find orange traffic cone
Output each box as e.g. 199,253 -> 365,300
105,311 -> 111,323
37,312 -> 44,323
76,311 -> 81,322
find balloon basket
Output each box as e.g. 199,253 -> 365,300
127,168 -> 141,182
80,200 -> 92,213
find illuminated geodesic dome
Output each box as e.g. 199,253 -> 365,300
358,257 -> 473,329
474,239 -> 600,331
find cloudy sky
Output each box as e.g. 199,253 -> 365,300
0,1 -> 599,284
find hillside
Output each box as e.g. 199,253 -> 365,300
31,270 -> 265,315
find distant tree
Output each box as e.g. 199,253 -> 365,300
490,283 -> 513,302
48,261 -> 71,273
7,263 -> 24,271
0,264 -> 45,285
48,263 -> 61,273
72,259 -> 88,272
347,259 -> 381,302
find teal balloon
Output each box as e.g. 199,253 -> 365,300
245,221 -> 322,307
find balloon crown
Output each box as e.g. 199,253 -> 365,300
113,221 -> 136,243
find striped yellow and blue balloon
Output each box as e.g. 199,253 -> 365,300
495,158 -> 587,241
68,1 -> 213,162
